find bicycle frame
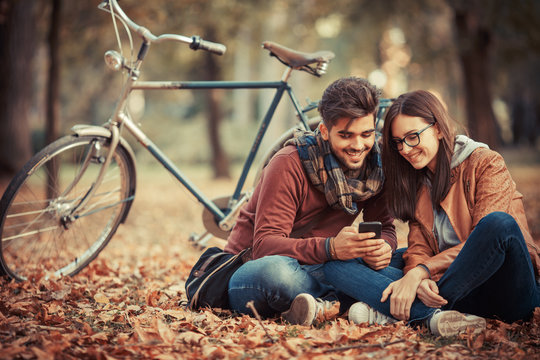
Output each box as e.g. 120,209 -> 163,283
97,46 -> 314,233
76,0 -> 386,238
0,0 -> 397,282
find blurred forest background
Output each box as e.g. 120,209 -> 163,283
1,0 -> 539,180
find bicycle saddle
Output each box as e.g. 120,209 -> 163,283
262,41 -> 335,75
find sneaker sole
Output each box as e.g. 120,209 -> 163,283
281,294 -> 316,326
433,310 -> 486,337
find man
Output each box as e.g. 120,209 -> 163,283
224,77 -> 397,325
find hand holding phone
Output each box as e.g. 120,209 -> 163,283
354,221 -> 390,270
358,221 -> 382,239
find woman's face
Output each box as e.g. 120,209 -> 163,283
390,114 -> 442,173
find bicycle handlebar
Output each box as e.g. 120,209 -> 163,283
98,0 -> 227,55
189,36 -> 227,55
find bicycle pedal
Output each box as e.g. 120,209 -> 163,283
189,232 -> 213,249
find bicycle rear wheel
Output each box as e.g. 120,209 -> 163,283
198,118 -> 321,240
0,135 -> 136,281
253,116 -> 321,185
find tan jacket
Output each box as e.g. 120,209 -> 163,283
403,147 -> 540,281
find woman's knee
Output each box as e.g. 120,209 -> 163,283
477,212 -> 522,237
467,212 -> 529,260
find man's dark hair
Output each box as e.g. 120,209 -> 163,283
318,77 -> 381,129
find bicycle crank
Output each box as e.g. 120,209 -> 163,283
201,196 -> 236,240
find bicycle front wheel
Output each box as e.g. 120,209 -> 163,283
0,135 -> 136,281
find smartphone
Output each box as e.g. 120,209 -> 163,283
358,221 -> 382,239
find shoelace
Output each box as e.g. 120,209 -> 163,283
314,299 -> 340,322
368,307 -> 389,324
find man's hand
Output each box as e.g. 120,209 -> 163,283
362,241 -> 392,270
332,225 -> 392,270
332,226 -> 386,261
417,279 -> 447,308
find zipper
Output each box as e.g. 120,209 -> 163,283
189,253 -> 239,309
185,252 -> 224,295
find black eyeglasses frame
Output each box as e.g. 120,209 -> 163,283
391,122 -> 435,151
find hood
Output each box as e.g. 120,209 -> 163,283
451,135 -> 489,169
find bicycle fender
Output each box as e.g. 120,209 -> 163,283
71,125 -> 136,164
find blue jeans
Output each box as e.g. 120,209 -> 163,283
324,212 -> 540,323
228,255 -> 343,318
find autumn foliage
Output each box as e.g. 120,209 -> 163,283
0,253 -> 538,360
1,165 -> 540,359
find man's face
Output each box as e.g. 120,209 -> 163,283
319,114 -> 376,170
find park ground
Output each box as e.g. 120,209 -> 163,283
0,146 -> 539,358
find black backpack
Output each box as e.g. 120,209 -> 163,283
185,247 -> 251,310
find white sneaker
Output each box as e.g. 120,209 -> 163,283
348,301 -> 396,325
281,293 -> 340,326
429,310 -> 486,337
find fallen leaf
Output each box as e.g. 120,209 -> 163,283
94,292 -> 110,304
154,318 -> 175,345
0,173 -> 538,359
177,331 -> 204,345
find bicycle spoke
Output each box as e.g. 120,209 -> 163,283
3,204 -> 55,243
6,207 -> 50,219
77,194 -> 132,219
4,212 -> 53,231
1,134 -> 135,281
79,187 -> 122,211
2,225 -> 60,242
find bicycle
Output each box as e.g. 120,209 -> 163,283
0,0 -> 392,282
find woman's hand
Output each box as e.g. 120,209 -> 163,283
416,279 -> 447,308
380,266 -> 429,320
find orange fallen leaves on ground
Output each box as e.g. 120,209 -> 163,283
0,256 -> 538,359
1,161 -> 539,359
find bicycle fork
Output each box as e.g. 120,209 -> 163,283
58,125 -> 121,228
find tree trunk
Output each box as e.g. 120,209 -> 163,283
453,6 -> 499,148
203,29 -> 230,179
46,0 -> 62,198
0,0 -> 36,180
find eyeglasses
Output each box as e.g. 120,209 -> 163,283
391,123 -> 435,151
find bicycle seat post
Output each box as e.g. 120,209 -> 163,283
281,67 -> 293,82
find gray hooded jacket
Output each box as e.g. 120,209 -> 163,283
433,135 -> 489,251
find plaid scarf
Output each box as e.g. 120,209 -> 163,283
285,129 -> 384,215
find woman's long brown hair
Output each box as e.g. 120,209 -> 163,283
382,90 -> 456,221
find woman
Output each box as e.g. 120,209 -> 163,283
324,90 -> 539,336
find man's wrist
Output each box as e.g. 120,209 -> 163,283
325,237 -> 337,261
325,237 -> 333,261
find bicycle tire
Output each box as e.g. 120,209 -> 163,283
0,134 -> 136,281
197,117 -> 321,240
252,116 -> 321,186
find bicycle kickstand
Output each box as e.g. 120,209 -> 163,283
188,231 -> 214,249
